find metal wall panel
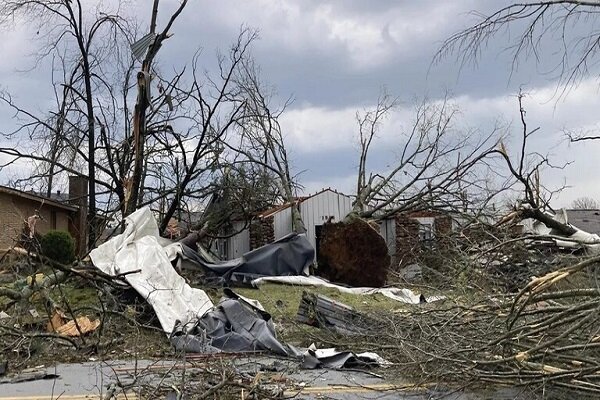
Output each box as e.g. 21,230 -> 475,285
227,221 -> 250,259
273,208 -> 293,240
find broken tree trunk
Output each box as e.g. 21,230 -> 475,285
317,217 -> 390,287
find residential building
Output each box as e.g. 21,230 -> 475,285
0,176 -> 88,254
219,188 -> 353,261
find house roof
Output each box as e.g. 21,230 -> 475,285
0,185 -> 78,212
567,209 -> 600,235
258,188 -> 351,218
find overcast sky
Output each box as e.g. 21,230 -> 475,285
1,0 -> 600,207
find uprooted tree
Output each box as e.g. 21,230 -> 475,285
318,91 -> 502,286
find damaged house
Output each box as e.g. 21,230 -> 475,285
380,209 -> 456,268
216,188 -> 354,261
214,188 -> 460,268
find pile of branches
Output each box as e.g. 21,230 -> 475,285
0,250 -> 168,370
314,255 -> 600,397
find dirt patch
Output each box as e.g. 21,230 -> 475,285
317,219 -> 390,287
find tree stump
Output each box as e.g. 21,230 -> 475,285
317,218 -> 390,287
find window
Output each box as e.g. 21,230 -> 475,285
416,217 -> 435,248
418,223 -> 434,242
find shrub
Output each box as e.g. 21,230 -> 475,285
41,230 -> 76,264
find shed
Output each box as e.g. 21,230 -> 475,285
222,188 -> 354,261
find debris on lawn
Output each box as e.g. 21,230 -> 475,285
46,310 -> 100,337
3,203 -> 600,398
90,207 -> 214,333
296,291 -> 378,335
90,207 -> 389,369
252,275 -> 445,304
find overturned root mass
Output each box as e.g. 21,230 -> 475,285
317,219 -> 390,287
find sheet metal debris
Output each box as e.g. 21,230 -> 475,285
297,291 -> 377,335
130,32 -> 156,61
90,207 -> 387,369
252,275 -> 445,304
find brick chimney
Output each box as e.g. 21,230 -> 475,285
68,176 -> 88,255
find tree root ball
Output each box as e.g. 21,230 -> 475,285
317,218 -> 390,287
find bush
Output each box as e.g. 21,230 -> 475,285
41,230 -> 76,264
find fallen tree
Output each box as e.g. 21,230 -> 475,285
318,91 -> 500,286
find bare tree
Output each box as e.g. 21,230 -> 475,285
494,92 -> 577,235
436,1 -> 600,98
0,3 -> 278,246
571,196 -> 600,209
0,0 -> 140,246
125,0 -> 188,217
223,57 -> 306,233
153,29 -> 260,233
351,91 -> 501,220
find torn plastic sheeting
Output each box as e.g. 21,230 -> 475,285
252,275 -> 445,304
171,289 -> 389,369
89,207 -> 213,334
165,232 -> 315,284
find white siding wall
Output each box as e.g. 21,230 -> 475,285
224,189 -> 354,260
226,221 -> 250,259
273,207 -> 293,240
379,218 -> 396,259
300,190 -> 353,253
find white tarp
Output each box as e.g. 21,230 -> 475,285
251,275 -> 444,304
90,207 -> 213,334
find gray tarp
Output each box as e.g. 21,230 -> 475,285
167,233 -> 315,284
171,289 -> 388,369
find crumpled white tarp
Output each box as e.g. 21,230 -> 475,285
251,275 -> 444,304
90,207 -> 213,334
